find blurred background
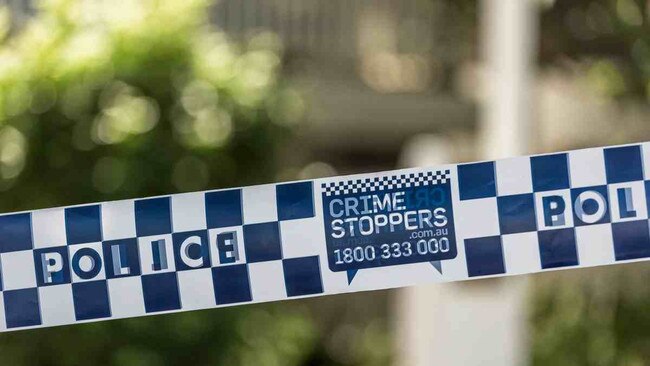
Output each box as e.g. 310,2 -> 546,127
0,0 -> 649,364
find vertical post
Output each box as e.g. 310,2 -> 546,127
395,0 -> 536,365
480,0 -> 535,159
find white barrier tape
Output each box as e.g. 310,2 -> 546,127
0,142 -> 648,331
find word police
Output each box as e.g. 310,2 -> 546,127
537,183 -> 644,228
36,231 -> 240,285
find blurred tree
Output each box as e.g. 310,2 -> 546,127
540,0 -> 650,100
532,264 -> 650,366
0,0 -> 304,210
0,0 -> 326,365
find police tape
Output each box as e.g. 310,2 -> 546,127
0,142 -> 647,331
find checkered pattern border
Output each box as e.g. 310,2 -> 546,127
0,181 -> 329,331
454,143 -> 650,280
322,170 -> 450,196
1,142 -> 650,332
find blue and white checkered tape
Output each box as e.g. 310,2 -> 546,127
0,142 -> 649,331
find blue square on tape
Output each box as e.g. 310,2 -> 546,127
135,197 -> 172,237
0,213 -> 32,253
604,145 -> 643,184
72,280 -> 111,320
276,182 -> 315,221
497,194 -> 536,234
102,238 -> 141,279
243,222 -> 282,263
458,162 -> 496,200
212,264 -> 252,304
4,288 -> 41,328
538,228 -> 578,269
464,236 -> 505,277
34,246 -> 71,286
65,205 -> 102,245
283,256 -> 323,297
205,189 -> 242,228
571,186 -> 610,226
142,272 -> 181,312
172,230 -> 211,271
612,220 -> 650,261
531,154 -> 570,192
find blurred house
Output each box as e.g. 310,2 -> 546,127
1,0 -> 475,169
210,0 -> 476,173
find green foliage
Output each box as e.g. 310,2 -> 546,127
532,264 -> 650,366
2,305 -> 320,366
0,0 -> 321,365
0,0 -> 302,211
540,0 -> 650,100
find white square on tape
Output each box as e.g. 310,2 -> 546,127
1,250 -> 37,290
32,208 -> 67,249
178,268 -> 215,310
39,284 -> 76,326
575,223 -> 615,266
495,156 -> 533,196
108,276 -> 146,318
280,218 -> 325,259
68,242 -> 106,282
242,185 -> 278,224
569,148 -> 607,188
172,192 -> 207,232
456,198 -> 500,239
248,261 -> 286,302
101,200 -> 137,241
501,232 -> 540,274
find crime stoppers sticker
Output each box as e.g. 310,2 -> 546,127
321,170 -> 457,272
